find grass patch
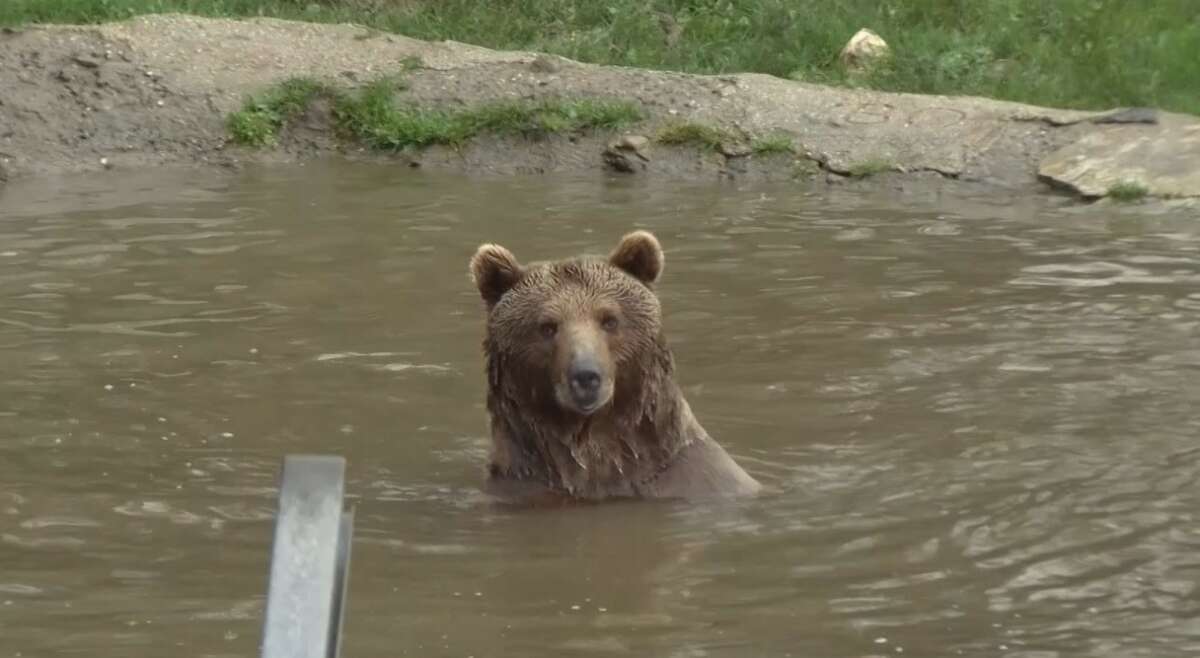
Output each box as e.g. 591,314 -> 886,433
230,75 -> 643,150
226,76 -> 329,146
844,159 -> 894,178
751,133 -> 794,155
1107,180 -> 1150,202
330,76 -> 466,148
465,98 -> 644,136
656,122 -> 732,150
2,1 -> 1197,117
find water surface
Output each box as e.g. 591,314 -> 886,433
1,163 -> 1198,657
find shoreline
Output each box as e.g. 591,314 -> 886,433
0,14 -> 1196,203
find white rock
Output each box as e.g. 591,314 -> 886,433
839,28 -> 890,71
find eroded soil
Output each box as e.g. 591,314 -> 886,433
0,14 -> 1195,200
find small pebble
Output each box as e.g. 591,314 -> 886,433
220,432 -> 234,438
104,384 -> 114,391
155,99 -> 164,107
875,638 -> 888,644
570,605 -> 580,611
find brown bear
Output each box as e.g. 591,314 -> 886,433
468,230 -> 762,503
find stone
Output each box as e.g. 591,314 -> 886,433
1092,107 -> 1159,125
529,54 -> 560,74
839,28 -> 889,72
72,55 -> 101,69
609,134 -> 649,155
603,135 -> 651,173
718,142 -> 751,158
1038,112 -> 1200,199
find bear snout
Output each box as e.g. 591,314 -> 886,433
560,355 -> 612,414
569,360 -> 603,393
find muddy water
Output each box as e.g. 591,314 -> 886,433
1,162 -> 1198,658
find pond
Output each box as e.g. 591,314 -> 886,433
1,162 -> 1198,657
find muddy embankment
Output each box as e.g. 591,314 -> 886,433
0,14 -> 1197,202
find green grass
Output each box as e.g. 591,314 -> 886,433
656,122 -> 732,150
751,133 -> 794,155
229,75 -> 643,150
1107,180 -> 1150,201
844,158 -> 893,178
3,1 -> 1197,116
227,76 -> 330,146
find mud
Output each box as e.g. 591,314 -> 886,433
0,14 -> 1196,200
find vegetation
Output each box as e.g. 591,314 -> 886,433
751,133 -> 794,155
844,159 -> 894,178
655,122 -> 732,150
228,75 -> 643,149
227,77 -> 330,146
2,0 -> 1197,116
1107,180 -> 1150,202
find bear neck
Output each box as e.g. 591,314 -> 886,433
486,337 -> 694,497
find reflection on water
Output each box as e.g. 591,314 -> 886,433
1,162 -> 1198,657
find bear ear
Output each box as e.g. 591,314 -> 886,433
609,230 -> 664,285
470,243 -> 524,307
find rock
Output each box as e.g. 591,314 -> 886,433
529,54 -> 560,74
989,58 -> 1015,80
603,134 -> 651,173
718,142 -> 751,158
1038,112 -> 1200,199
839,28 -> 889,72
72,55 -> 101,69
608,134 -> 650,158
1091,107 -> 1159,125
655,11 -> 684,49
792,158 -> 821,178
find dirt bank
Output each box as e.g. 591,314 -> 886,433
0,14 -> 1196,200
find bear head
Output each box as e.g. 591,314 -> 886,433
469,231 -> 667,420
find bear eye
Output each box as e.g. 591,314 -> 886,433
539,321 -> 558,339
600,315 -> 619,332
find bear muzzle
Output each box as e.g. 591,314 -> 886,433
559,355 -> 613,415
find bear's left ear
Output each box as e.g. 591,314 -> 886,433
609,230 -> 664,285
470,243 -> 524,308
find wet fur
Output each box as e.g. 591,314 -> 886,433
470,232 -> 761,501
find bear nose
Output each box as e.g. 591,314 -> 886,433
566,357 -> 604,393
571,367 -> 604,393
